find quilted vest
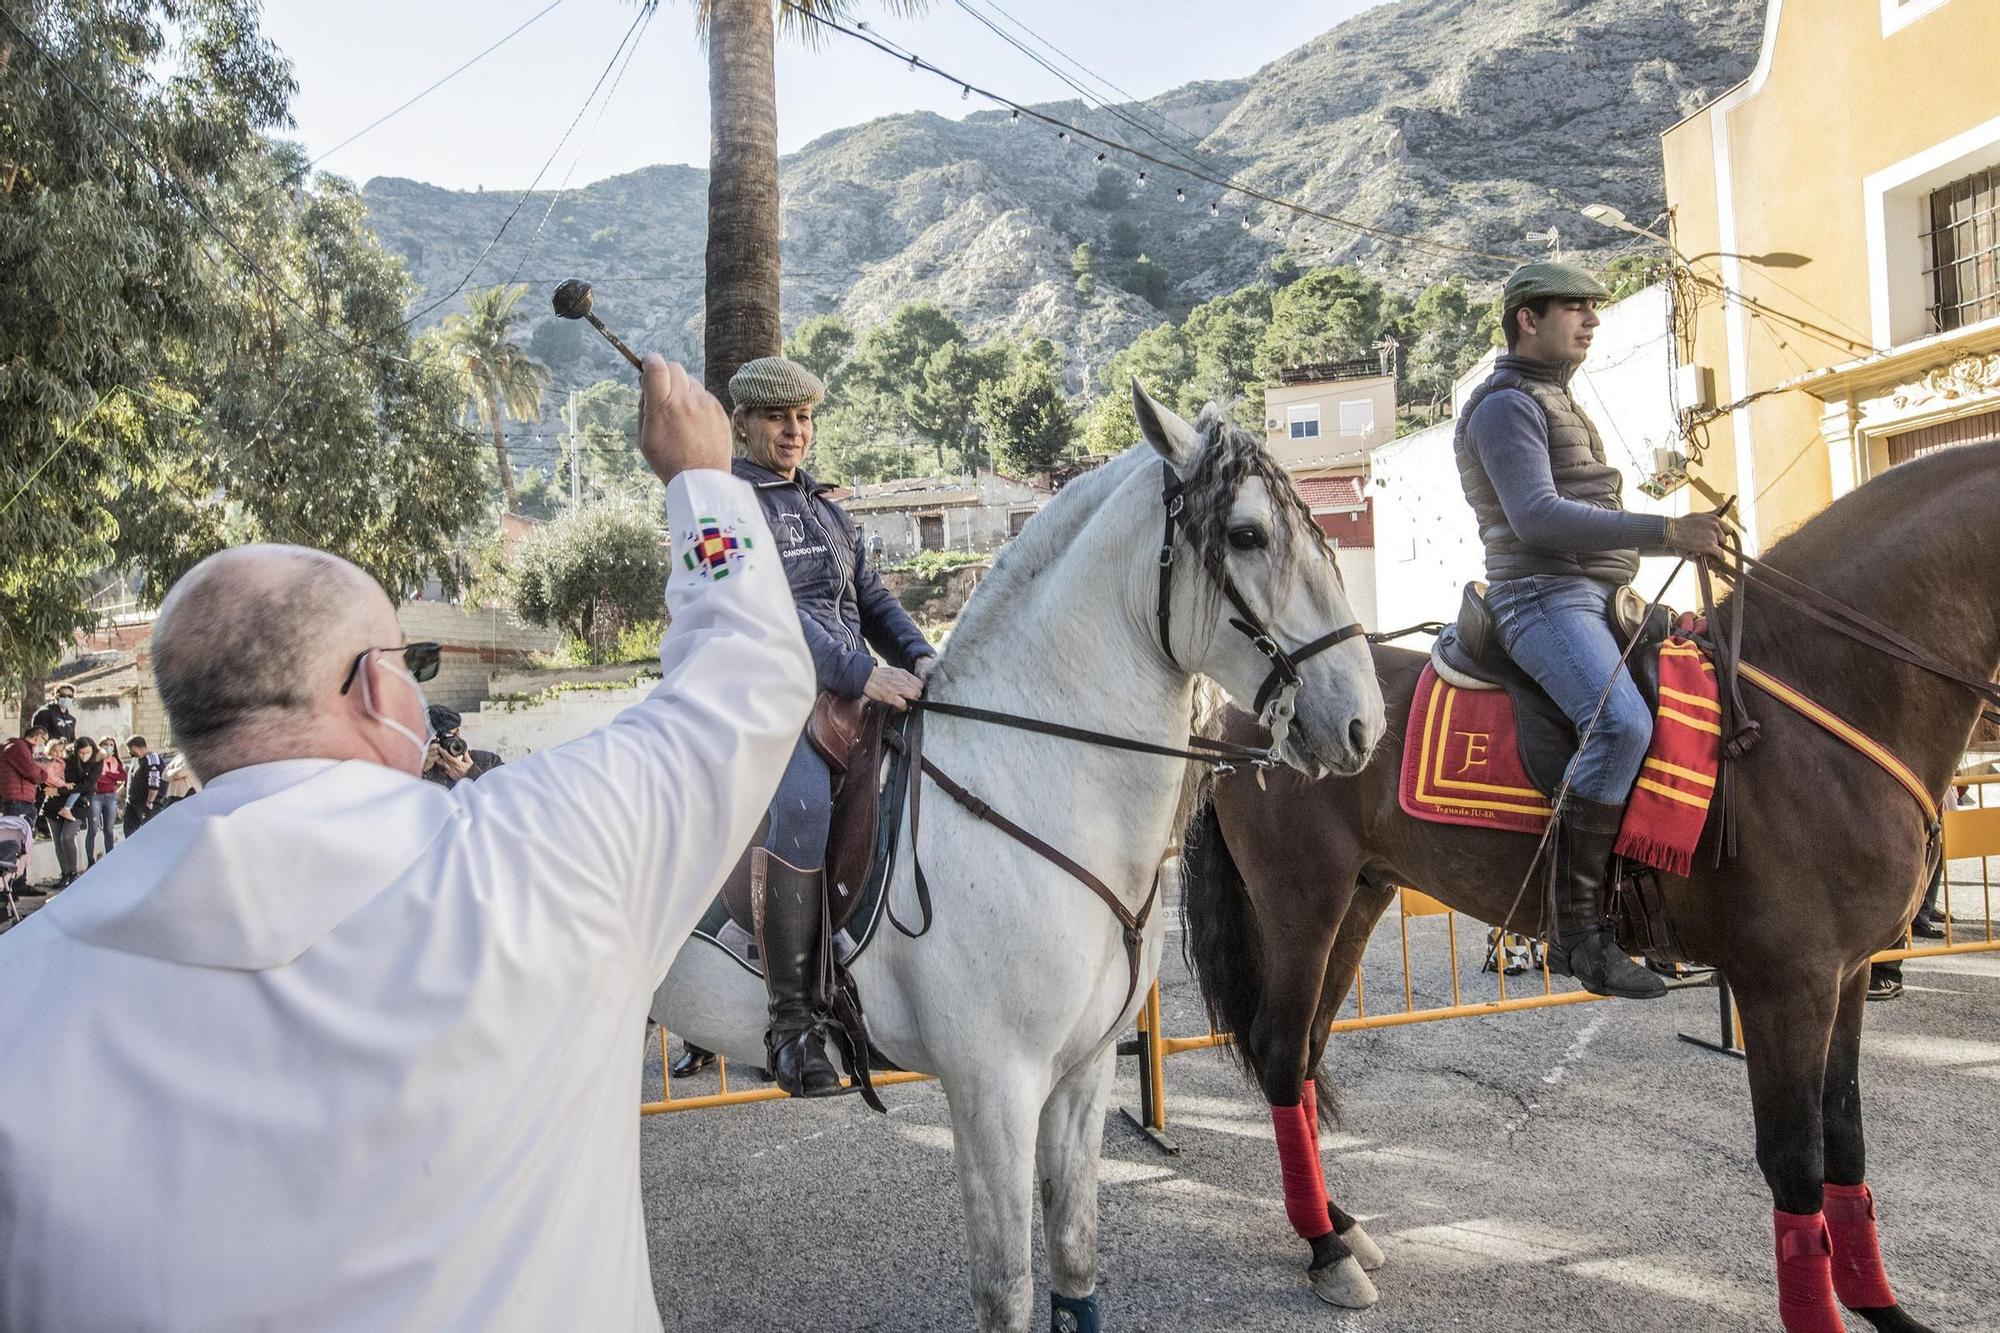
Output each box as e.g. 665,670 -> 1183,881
1453,354 -> 1640,585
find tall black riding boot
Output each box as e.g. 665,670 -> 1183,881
753,849 -> 844,1097
1546,796 -> 1665,1001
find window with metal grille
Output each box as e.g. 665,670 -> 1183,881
1923,164 -> 2000,333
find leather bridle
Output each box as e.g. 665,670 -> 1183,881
1152,460 -> 1366,718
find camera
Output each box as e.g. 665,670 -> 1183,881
437,734 -> 468,759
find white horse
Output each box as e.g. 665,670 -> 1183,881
653,384 -> 1387,1332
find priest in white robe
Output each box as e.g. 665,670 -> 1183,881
0,358 -> 814,1331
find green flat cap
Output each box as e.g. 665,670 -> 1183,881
1503,260 -> 1613,308
728,356 -> 825,409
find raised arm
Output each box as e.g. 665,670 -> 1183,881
458,360 -> 814,976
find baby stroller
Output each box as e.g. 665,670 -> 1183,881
0,813 -> 32,928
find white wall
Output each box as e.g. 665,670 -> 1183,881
455,680 -> 658,760
1372,284 -> 1698,639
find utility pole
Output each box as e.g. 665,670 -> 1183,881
567,388 -> 582,506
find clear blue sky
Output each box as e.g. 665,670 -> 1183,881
260,0 -> 1385,192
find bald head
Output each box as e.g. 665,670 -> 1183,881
152,545 -> 397,779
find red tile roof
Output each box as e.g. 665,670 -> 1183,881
1294,474 -> 1366,510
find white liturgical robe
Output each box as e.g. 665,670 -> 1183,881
0,472 -> 812,1331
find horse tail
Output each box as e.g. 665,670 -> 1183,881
1179,789 -> 1267,1085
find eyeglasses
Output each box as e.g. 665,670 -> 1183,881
338,642 -> 442,695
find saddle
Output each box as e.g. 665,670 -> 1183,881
1430,581 -> 1669,796
717,692 -> 900,940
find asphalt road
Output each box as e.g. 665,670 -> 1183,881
639,907 -> 2000,1333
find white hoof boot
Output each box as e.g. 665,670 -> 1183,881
1309,1254 -> 1379,1309
1338,1221 -> 1386,1272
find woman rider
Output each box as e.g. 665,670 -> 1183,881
727,356 -> 936,1097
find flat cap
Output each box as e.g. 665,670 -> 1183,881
1502,260 -> 1613,308
727,356 -> 826,409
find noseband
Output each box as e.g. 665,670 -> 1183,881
1153,460 -> 1364,716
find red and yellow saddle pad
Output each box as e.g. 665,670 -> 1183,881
1399,665 -> 1553,835
1398,639 -> 1724,875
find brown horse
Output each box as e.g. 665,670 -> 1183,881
1181,441 -> 2000,1332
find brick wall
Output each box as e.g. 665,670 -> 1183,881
395,603 -> 565,712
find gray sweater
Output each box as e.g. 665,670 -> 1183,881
1468,389 -> 1667,556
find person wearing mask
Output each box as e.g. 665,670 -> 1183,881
48,738 -> 101,888
0,357 -> 812,1330
31,684 -> 78,745
123,736 -> 166,836
2,726 -> 49,823
88,736 -> 125,866
421,705 -> 504,790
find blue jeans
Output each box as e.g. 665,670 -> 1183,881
86,792 -> 118,863
765,732 -> 833,871
1484,575 -> 1652,806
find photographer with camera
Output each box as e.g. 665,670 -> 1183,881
422,704 -> 503,790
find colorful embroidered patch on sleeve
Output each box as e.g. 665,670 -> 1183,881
681,516 -> 753,579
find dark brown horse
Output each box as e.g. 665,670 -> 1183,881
1181,441 -> 2000,1332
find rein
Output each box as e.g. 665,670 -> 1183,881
1154,460 -> 1367,716
884,455 -> 1384,1041
1693,543 -> 1999,863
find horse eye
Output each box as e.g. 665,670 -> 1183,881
1227,525 -> 1267,551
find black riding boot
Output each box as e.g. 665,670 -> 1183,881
753,849 -> 843,1097
1546,796 -> 1665,1001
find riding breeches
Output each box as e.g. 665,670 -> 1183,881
764,731 -> 834,871
1484,574 -> 1652,807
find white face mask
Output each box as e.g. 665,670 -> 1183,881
56,697 -> 72,712
357,655 -> 431,770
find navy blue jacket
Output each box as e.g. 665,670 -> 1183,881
733,459 -> 933,698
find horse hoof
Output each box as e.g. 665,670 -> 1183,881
1854,1306 -> 1937,1333
1309,1254 -> 1379,1309
1338,1220 -> 1386,1272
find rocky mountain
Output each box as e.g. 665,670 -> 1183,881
361,0 -> 1765,392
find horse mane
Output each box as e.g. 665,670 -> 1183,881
942,406 -> 1327,670
937,447 -> 1152,667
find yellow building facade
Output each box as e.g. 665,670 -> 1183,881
1661,0 -> 2000,549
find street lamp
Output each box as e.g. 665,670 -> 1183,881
1580,203 -> 1676,253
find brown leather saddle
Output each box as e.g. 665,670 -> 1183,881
1432,582 -> 1690,964
717,692 -> 895,939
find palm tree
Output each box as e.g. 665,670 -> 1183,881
441,284 -> 551,513
692,1 -> 930,407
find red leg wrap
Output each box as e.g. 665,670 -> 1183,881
1302,1079 -> 1319,1148
1823,1182 -> 1897,1310
1271,1100 -> 1332,1240
1773,1209 -> 1844,1333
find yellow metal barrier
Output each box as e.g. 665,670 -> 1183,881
1122,770 -> 2000,1141
639,1023 -> 933,1115
642,776 -> 1998,1120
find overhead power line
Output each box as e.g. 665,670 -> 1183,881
400,0 -> 658,329
784,4 -> 1521,266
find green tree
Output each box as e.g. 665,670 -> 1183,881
439,284 -> 551,513
1602,251 -> 1664,301
846,302 -> 967,397
1072,241 -> 1097,298
905,339 -> 1009,471
0,0 -> 290,701
122,148 -> 487,601
1106,218 -> 1142,259
1394,276 -> 1490,407
1254,265 -> 1385,382
508,501 -> 669,654
1085,166 -> 1130,211
976,357 -> 1074,474
1181,284 -> 1274,421
692,0 -> 934,405
1125,254 -> 1173,308
562,378 -> 648,502
783,312 -> 855,383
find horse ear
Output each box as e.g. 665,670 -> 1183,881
1131,378 -> 1198,470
